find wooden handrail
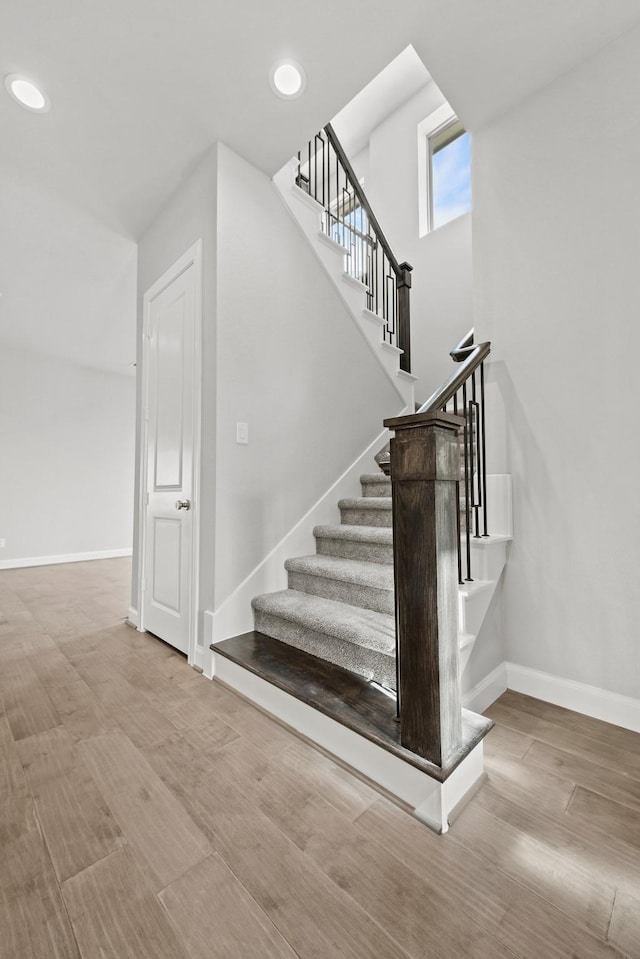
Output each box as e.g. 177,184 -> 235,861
450,328 -> 474,360
417,340 -> 491,415
297,124 -> 412,372
324,123 -> 403,278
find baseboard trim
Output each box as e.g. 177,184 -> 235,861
506,662 -> 640,734
462,663 -> 508,714
127,606 -> 139,629
192,645 -> 205,671
0,548 -> 133,570
461,660 -> 640,733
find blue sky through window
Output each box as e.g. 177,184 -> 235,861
432,131 -> 471,229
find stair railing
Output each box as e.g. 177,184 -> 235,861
377,330 -> 490,583
382,331 -> 491,769
422,330 -> 491,583
296,123 -> 413,372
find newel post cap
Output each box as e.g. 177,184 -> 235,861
383,410 -> 463,433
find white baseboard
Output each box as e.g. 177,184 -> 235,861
462,663 -> 508,714
461,659 -> 640,734
191,644 -> 205,671
0,548 -> 133,570
127,606 -> 139,628
506,662 -> 640,734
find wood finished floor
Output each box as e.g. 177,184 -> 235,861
1,559 -> 639,958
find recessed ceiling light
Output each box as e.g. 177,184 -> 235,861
270,60 -> 306,99
4,74 -> 50,113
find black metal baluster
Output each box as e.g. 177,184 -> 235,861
456,480 -> 463,585
480,361 -> 489,537
320,133 -> 325,209
462,383 -> 472,581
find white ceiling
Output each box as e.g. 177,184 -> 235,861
2,0 -> 640,374
3,0 -> 640,240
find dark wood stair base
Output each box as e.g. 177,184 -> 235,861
211,632 -> 493,784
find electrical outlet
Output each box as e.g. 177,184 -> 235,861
236,422 -> 249,444
0,538 -> 5,548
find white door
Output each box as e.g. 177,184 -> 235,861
142,246 -> 200,655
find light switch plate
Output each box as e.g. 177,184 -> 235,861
236,422 -> 249,444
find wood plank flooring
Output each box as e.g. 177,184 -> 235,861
1,558 -> 639,958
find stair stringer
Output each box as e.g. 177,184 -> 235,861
273,159 -> 416,412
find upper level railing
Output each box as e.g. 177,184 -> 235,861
296,123 -> 413,372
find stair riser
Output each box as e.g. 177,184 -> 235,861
361,483 -> 391,498
315,537 -> 394,565
339,507 -> 392,527
253,610 -> 396,689
288,570 -> 394,616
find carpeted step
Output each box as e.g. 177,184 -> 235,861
285,554 -> 394,614
360,473 -> 391,497
313,524 -> 393,564
251,589 -> 396,689
338,496 -> 392,527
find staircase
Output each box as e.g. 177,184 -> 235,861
251,465 -> 509,695
210,123 -> 508,832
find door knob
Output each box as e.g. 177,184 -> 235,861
175,499 -> 191,510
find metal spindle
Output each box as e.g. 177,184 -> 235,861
480,361 -> 489,536
456,480 -> 463,585
462,383 -> 472,581
295,124 -> 412,370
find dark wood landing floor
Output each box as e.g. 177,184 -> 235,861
212,631 -> 493,782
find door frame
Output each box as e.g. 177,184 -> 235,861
137,239 -> 203,668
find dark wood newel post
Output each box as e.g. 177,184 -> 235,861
383,410 -> 464,767
397,262 -> 413,374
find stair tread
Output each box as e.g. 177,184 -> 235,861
285,554 -> 393,590
211,632 -> 493,781
313,524 -> 393,544
359,473 -> 391,484
252,589 -> 395,655
338,497 -> 392,510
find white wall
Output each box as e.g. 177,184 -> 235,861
0,345 -> 135,563
0,172 -> 137,568
214,143 -> 403,606
473,24 -> 640,700
365,83 -> 474,400
134,147 -> 218,637
0,167 -> 137,375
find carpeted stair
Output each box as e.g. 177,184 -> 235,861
252,471 -> 399,690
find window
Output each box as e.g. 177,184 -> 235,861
329,187 -> 371,284
430,118 -> 471,229
418,105 -> 471,235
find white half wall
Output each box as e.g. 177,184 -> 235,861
0,344 -> 135,564
473,23 -> 640,701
